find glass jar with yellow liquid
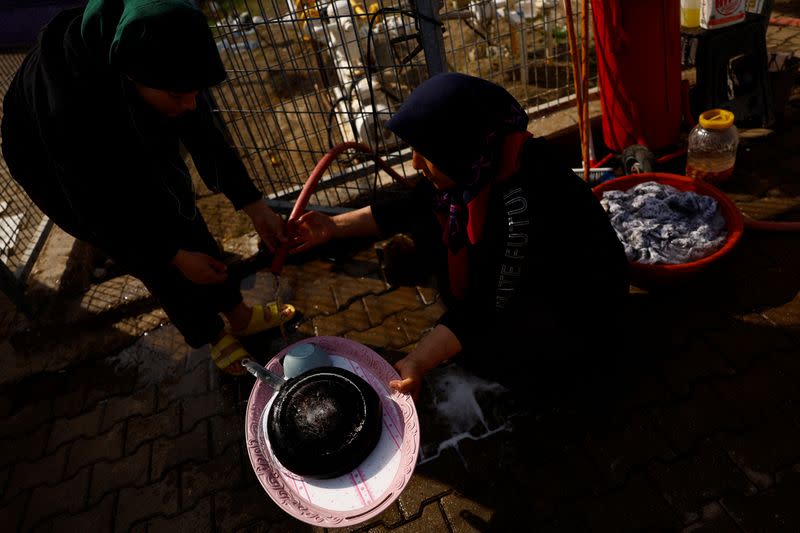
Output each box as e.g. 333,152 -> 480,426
686,109 -> 739,183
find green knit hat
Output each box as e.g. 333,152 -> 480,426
81,0 -> 226,92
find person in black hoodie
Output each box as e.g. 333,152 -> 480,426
1,0 -> 295,375
289,72 -> 629,399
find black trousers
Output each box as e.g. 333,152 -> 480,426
3,124 -> 244,348
20,174 -> 242,348
121,216 -> 243,349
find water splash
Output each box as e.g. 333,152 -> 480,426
274,273 -> 288,346
418,366 -> 512,465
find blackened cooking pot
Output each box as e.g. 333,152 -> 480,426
242,359 -> 383,479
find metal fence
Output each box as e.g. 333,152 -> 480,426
0,51 -> 52,312
205,0 -> 595,209
0,0 -> 593,307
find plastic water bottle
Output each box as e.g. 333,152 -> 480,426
686,109 -> 739,183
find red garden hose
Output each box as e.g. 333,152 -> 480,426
270,142 -> 412,274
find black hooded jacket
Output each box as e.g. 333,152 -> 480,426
376,73 -> 629,363
1,5 -> 262,269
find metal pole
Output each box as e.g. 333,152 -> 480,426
415,0 -> 447,77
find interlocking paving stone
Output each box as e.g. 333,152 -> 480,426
81,362 -> 140,409
81,358 -> 141,411
716,414 -> 800,490
236,518 -> 318,532
584,410 -> 676,488
703,321 -> 791,372
0,491 -> 28,532
282,275 -> 338,318
320,502 -> 401,533
46,402 -> 105,453
561,473 -> 683,531
0,424 -> 50,467
0,467 -> 8,498
0,393 -> 13,418
114,308 -> 172,339
681,502 -> 741,533
100,384 -> 157,432
23,467 -> 90,531
65,421 -> 125,478
330,277 -> 387,309
0,398 -> 52,438
362,287 -> 421,326
52,382 -> 87,418
88,442 -> 151,504
535,513 -> 592,532
32,492 -> 115,533
311,305 -> 372,337
125,402 -> 180,455
711,355 -> 799,428
210,414 -> 246,457
654,383 -> 746,454
439,492 -> 494,533
181,445 -> 244,510
147,496 -> 213,533
369,500 -> 449,532
647,438 -> 757,524
156,360 -> 210,410
397,450 -> 457,519
769,348 -> 800,384
345,314 -> 410,350
78,275 -> 150,315
609,370 -> 674,416
5,446 -> 67,498
151,422 -> 209,480
181,390 -> 236,431
212,483 -> 287,531
480,441 -> 604,522
396,304 -> 446,343
721,468 -> 800,532
115,470 -> 179,532
659,337 -> 735,397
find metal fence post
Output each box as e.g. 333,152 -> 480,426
415,0 -> 448,77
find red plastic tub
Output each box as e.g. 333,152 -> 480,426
592,173 -> 745,287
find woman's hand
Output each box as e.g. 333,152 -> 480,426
243,200 -> 286,252
388,324 -> 463,401
389,357 -> 425,400
171,250 -> 228,284
288,211 -> 336,253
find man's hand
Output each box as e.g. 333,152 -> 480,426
288,211 -> 336,254
243,199 -> 286,252
171,250 -> 228,284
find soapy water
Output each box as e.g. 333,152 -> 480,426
418,365 -> 518,465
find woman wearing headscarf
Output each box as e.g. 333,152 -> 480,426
1,0 -> 294,374
290,72 -> 629,398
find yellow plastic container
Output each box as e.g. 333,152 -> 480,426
681,0 -> 700,29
